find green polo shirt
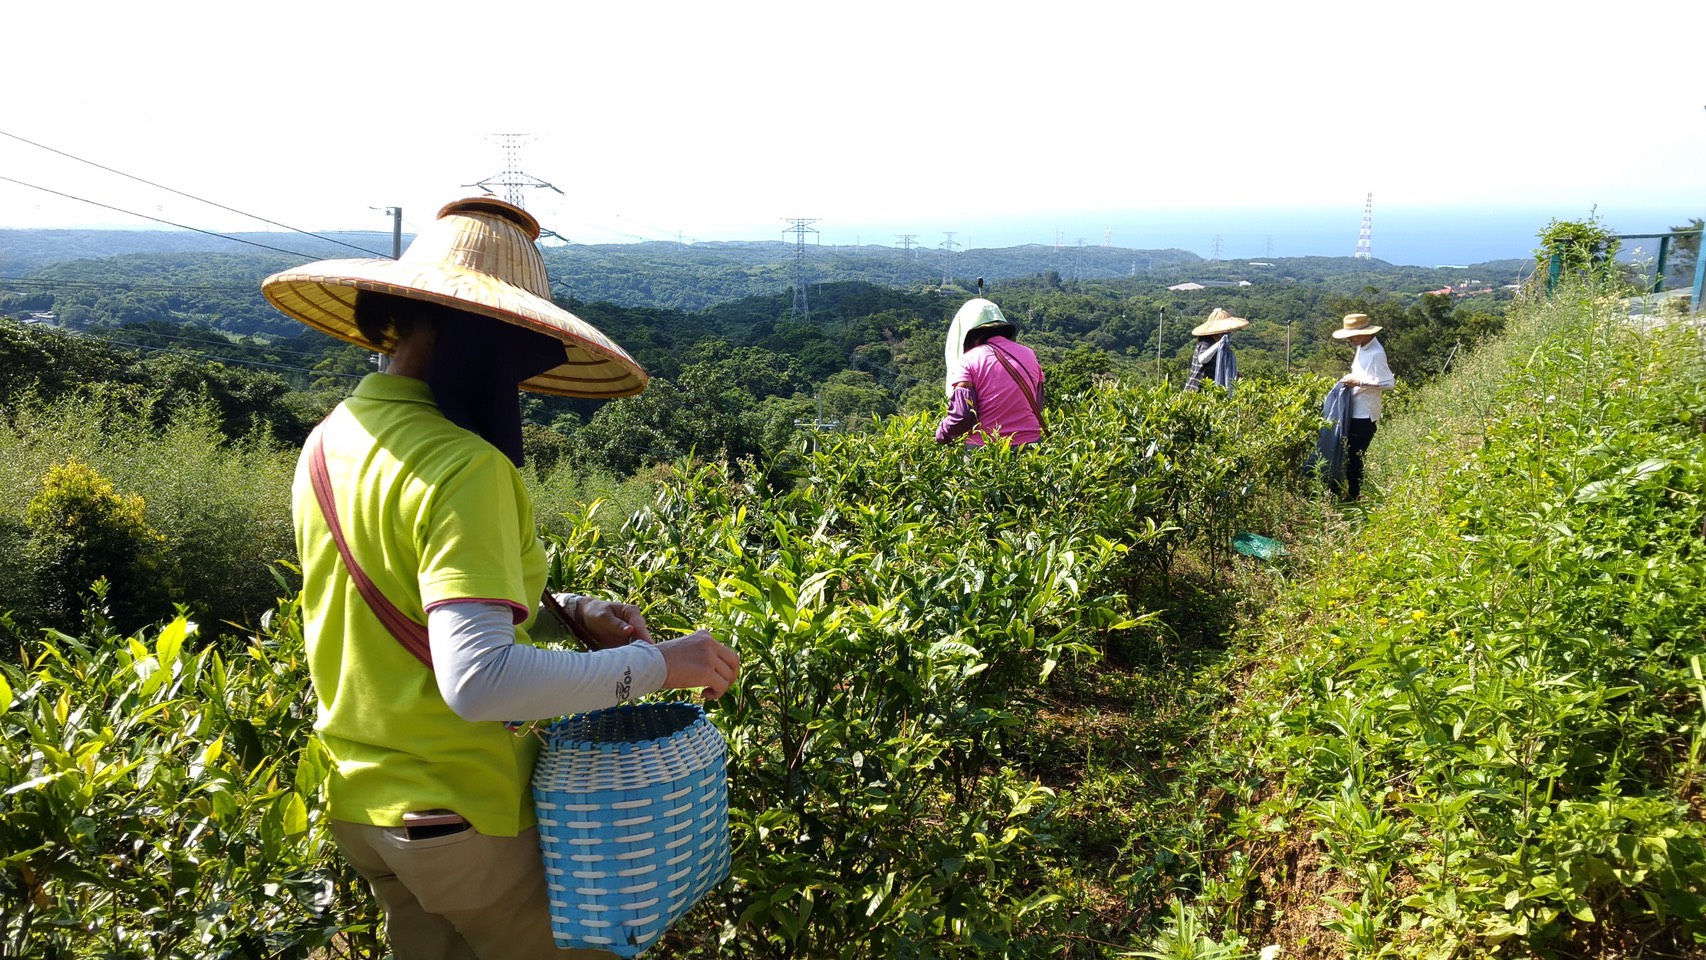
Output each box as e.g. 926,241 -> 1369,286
292,374 -> 545,836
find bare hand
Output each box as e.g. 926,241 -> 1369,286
654,630 -> 741,700
575,598 -> 653,647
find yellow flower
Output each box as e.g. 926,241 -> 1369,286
1411,610 -> 1426,622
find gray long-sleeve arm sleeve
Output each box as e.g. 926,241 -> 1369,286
427,601 -> 668,722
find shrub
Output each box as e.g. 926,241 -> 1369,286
21,460 -> 167,636
0,395 -> 297,641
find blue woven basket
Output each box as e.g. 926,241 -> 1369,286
532,701 -> 731,957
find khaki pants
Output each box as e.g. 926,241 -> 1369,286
330,820 -> 615,960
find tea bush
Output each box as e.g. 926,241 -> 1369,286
0,603 -> 382,959
1,371 -> 1324,958
1161,284 -> 1706,956
539,378 -> 1321,957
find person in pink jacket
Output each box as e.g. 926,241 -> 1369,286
935,297 -> 1046,447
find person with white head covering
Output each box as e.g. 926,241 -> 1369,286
935,295 -> 1045,447
1330,312 -> 1396,500
1183,308 -> 1249,393
265,197 -> 739,959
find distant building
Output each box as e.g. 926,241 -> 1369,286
1168,280 -> 1253,291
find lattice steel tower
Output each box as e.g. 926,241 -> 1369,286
783,218 -> 819,319
940,232 -> 960,286
1355,192 -> 1374,259
465,134 -> 563,209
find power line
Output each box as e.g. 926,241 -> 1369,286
0,174 -> 337,260
0,129 -> 388,258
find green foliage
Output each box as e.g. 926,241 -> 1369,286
0,604 -> 383,958
0,364 -> 1325,959
0,395 -> 298,644
20,461 -> 167,638
1168,276 -> 1706,955
1536,215 -> 1621,281
541,377 -> 1320,957
0,317 -> 326,445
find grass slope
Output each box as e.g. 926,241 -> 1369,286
1154,286 -> 1706,957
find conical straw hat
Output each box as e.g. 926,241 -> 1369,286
262,197 -> 646,398
1191,308 -> 1250,337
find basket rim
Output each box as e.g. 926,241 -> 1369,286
543,701 -> 709,750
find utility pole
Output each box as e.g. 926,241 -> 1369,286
793,393 -> 840,453
367,205 -> 405,373
1156,307 -> 1165,382
368,206 -> 404,259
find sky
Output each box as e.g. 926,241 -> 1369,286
3,1 -> 1702,267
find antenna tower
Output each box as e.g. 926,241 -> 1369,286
940,232 -> 960,286
783,218 -> 819,319
464,134 -> 564,209
1355,192 -> 1373,259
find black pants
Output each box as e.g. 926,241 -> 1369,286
1343,417 -> 1378,500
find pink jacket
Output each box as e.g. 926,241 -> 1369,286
935,336 -> 1045,447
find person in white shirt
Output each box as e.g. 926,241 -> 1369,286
1332,313 -> 1396,500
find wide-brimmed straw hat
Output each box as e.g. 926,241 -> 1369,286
1190,308 -> 1250,337
1332,313 -> 1384,339
262,197 -> 646,398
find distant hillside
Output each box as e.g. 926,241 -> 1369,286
2,227 -> 1528,323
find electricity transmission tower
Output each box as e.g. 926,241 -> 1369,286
940,232 -> 960,286
464,134 -> 563,210
783,218 -> 819,319
896,234 -> 917,259
1355,192 -> 1374,259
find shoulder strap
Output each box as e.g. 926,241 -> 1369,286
988,343 -> 1046,432
307,426 -> 435,668
309,426 -> 607,665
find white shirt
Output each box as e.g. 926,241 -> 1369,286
1346,338 -> 1396,421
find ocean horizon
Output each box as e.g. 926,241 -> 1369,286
815,203 -> 1695,270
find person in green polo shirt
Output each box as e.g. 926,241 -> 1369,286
263,197 -> 740,960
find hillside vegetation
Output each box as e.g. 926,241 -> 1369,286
2,275 -> 1703,956
1146,284 -> 1706,957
